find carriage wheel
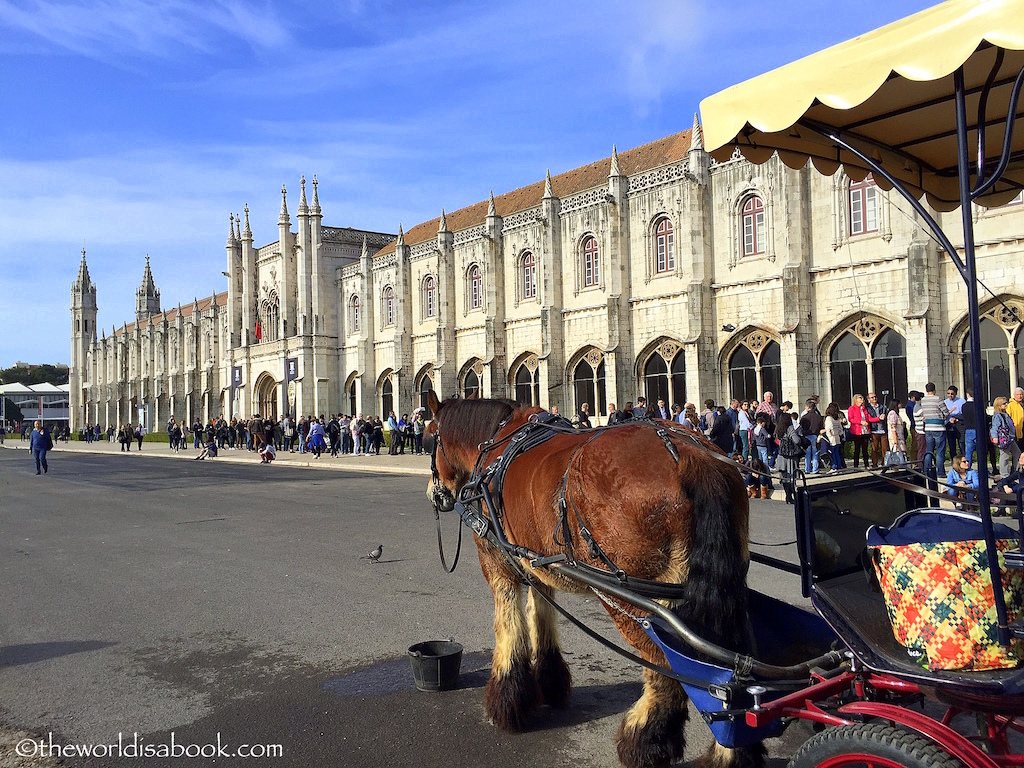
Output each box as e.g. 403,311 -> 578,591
788,723 -> 964,768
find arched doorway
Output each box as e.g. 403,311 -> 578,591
254,374 -> 278,421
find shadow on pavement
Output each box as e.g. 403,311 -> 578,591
0,640 -> 116,669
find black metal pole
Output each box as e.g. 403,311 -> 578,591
954,67 -> 1010,645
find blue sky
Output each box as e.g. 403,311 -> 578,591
0,0 -> 935,367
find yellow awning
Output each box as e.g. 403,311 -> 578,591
699,0 -> 1024,211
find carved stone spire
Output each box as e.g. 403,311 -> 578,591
690,112 -> 704,152
487,190 -> 497,218
75,247 -> 92,289
242,203 -> 252,239
396,224 -> 404,246
543,169 -> 553,199
609,144 -> 621,176
235,214 -> 241,241
361,234 -> 369,259
279,185 -> 289,225
227,213 -> 237,245
298,175 -> 309,216
438,208 -> 448,233
136,255 -> 161,322
311,174 -> 321,216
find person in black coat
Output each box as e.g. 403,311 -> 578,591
708,406 -> 735,454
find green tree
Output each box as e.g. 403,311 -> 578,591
0,364 -> 69,386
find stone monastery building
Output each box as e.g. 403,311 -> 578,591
70,117 -> 1024,430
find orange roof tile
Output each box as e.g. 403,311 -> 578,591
113,291 -> 228,337
378,131 -> 692,255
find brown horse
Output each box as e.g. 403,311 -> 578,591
425,394 -> 760,768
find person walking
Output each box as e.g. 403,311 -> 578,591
30,420 -> 51,474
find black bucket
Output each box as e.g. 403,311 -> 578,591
408,640 -> 463,691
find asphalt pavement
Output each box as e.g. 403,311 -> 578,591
0,447 -> 812,768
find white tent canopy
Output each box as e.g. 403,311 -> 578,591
699,0 -> 1024,211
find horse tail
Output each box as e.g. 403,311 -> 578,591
676,457 -> 752,654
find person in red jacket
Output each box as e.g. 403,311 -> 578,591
848,394 -> 871,469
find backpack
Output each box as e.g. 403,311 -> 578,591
995,413 -> 1015,449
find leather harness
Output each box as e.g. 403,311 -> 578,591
447,414 -> 756,601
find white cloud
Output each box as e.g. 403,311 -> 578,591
0,0 -> 292,61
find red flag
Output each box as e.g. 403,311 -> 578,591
255,318 -> 262,342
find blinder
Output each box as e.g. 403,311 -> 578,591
426,429 -> 456,513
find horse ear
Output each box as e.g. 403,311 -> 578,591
427,389 -> 441,413
466,390 -> 478,401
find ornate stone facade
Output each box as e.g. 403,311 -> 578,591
71,124 -> 1024,429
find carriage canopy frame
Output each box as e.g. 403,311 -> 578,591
699,0 -> 1024,645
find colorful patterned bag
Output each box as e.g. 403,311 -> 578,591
868,510 -> 1024,671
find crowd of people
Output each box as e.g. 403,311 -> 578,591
583,384 -> 1024,506
17,385 -> 1024,509
159,410 -> 429,461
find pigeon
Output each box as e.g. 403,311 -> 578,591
362,544 -> 383,563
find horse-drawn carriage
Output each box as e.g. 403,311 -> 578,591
426,2 -> 1024,766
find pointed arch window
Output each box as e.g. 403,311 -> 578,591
350,295 -> 360,334
728,336 -> 782,402
418,371 -> 434,418
463,368 -> 480,398
830,333 -> 869,409
963,318 -> 1013,401
513,362 -> 539,406
422,276 -> 437,319
380,375 -> 393,418
741,195 -> 766,256
581,236 -> 600,287
382,286 -> 395,327
871,329 -> 908,405
521,252 -> 536,300
572,356 -> 606,415
849,175 -> 879,235
259,295 -> 280,343
468,265 -> 483,310
654,217 -> 675,273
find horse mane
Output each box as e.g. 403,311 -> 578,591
437,397 -> 519,454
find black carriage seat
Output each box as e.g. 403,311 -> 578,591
797,470 -> 1024,695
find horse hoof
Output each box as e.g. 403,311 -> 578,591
534,648 -> 572,709
615,704 -> 687,768
485,660 -> 538,732
695,742 -> 766,768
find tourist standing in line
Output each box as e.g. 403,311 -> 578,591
1008,387 -> 1024,453
847,394 -> 871,469
992,397 -> 1020,477
914,383 -> 950,476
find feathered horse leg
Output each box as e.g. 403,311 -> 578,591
526,583 -> 571,708
479,545 -> 537,731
